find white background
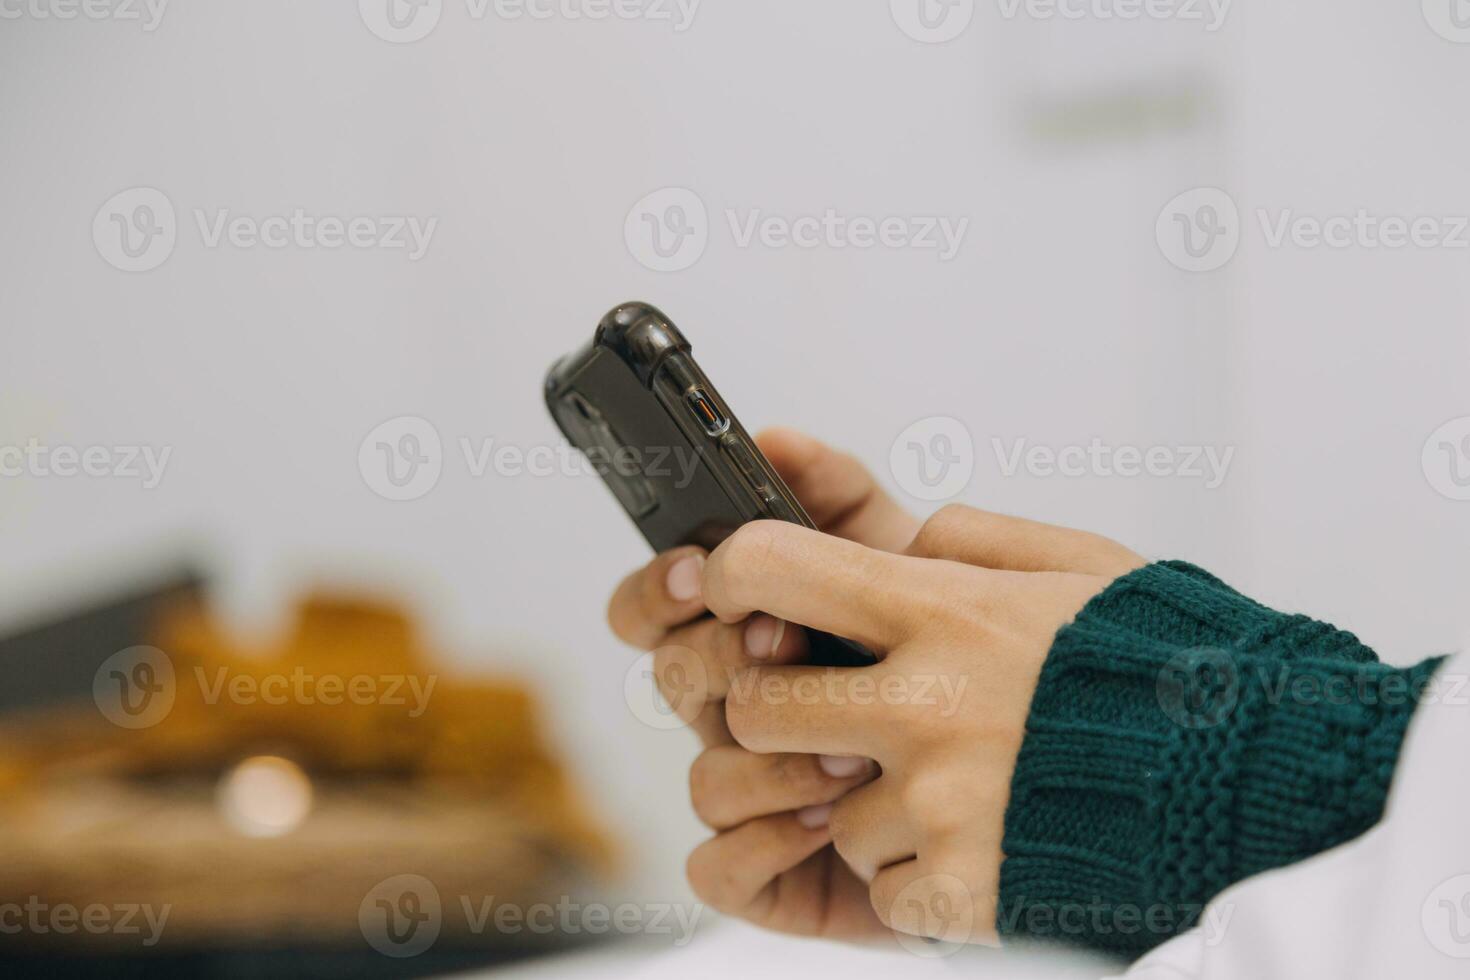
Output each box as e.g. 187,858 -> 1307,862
2,0 -> 1469,946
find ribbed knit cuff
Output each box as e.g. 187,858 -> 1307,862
997,561 -> 1444,957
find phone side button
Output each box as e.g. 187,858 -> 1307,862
724,441 -> 773,499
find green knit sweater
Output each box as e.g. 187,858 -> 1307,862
998,560 -> 1445,957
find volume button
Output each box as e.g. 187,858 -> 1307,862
725,441 -> 774,498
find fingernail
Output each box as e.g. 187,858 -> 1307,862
796,804 -> 833,830
743,615 -> 786,660
818,755 -> 870,779
666,555 -> 704,602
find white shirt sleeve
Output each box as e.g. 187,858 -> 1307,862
1115,649 -> 1470,980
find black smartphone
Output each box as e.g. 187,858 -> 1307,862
545,302 -> 873,667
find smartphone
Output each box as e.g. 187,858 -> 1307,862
544,301 -> 873,667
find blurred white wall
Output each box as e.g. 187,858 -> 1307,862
2,0 -> 1467,903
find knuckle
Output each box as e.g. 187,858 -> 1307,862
774,751 -> 822,792
605,588 -> 638,647
868,876 -> 901,929
900,770 -> 964,834
826,792 -> 861,852
913,503 -> 975,555
684,844 -> 726,908
722,668 -> 764,748
687,751 -> 719,823
717,522 -> 780,606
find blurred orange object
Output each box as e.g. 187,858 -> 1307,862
0,592 -> 616,949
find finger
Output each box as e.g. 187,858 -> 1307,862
689,746 -> 877,830
756,428 -> 920,552
686,812 -> 833,917
828,777 -> 918,882
659,613 -> 811,703
687,698 -> 734,747
869,854 -> 999,947
906,504 -> 1144,578
607,547 -> 710,650
702,521 -> 936,652
725,664 -> 894,761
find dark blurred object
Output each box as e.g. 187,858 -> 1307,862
0,578 -> 616,978
0,568 -> 203,715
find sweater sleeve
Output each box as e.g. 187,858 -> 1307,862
997,560 -> 1445,958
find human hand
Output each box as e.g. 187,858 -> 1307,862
700,505 -> 1143,945
605,429 -> 919,939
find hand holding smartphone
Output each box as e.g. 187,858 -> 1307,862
545,302 -> 873,667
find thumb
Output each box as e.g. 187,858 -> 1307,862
755,428 -> 919,553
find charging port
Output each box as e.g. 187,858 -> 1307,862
686,387 -> 730,436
